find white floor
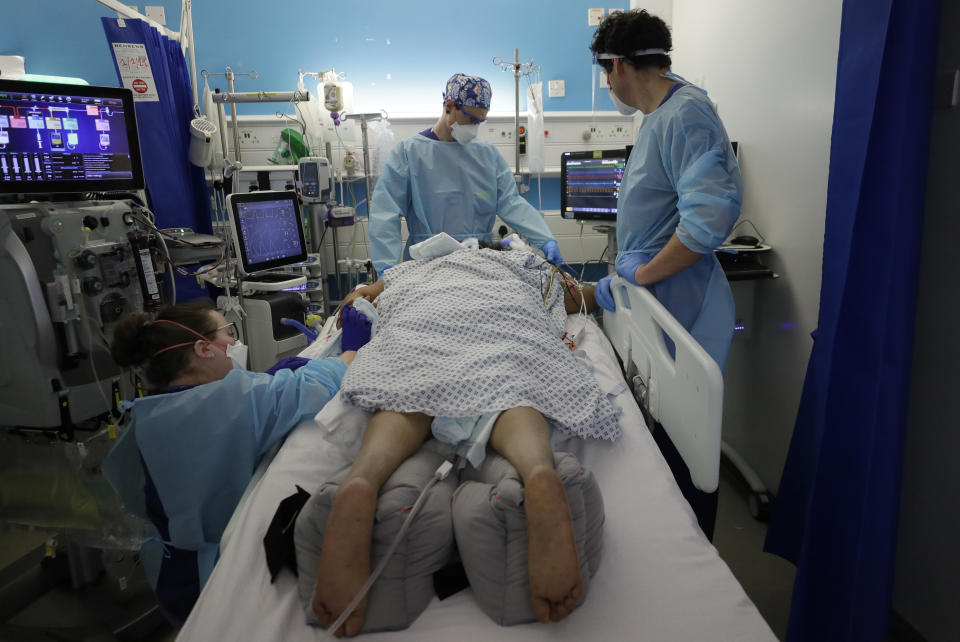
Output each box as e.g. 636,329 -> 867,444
712,470 -> 797,641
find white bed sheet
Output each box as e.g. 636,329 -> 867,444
178,317 -> 775,642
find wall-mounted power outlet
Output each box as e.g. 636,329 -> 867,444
238,129 -> 263,148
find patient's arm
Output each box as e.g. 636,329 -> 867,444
344,280 -> 385,307
560,274 -> 599,314
338,280 -> 386,328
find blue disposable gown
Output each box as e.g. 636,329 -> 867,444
616,82 -> 742,370
369,135 -> 554,275
101,358 -> 347,613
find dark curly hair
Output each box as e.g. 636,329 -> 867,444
111,299 -> 219,388
589,9 -> 672,72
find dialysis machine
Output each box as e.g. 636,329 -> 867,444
0,79 -> 168,638
0,79 -> 152,435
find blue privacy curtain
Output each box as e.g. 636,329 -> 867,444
764,1 -> 941,640
102,17 -> 210,301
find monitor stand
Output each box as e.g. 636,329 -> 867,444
592,224 -> 617,274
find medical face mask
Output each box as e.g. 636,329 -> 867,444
224,341 -> 248,370
451,121 -> 479,144
609,87 -> 638,116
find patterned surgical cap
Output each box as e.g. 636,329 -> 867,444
443,73 -> 492,110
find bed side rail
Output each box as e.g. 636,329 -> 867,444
602,277 -> 723,493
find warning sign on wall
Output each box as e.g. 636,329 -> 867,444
111,42 -> 159,102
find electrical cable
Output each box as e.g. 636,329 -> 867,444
728,218 -> 766,244
320,457 -> 457,641
77,298 -> 115,416
128,210 -> 226,278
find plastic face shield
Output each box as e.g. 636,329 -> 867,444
591,49 -> 668,110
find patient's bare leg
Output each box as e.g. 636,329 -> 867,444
489,407 -> 583,623
312,411 -> 431,637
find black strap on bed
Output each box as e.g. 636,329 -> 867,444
433,552 -> 470,600
648,418 -> 719,540
263,485 -> 311,582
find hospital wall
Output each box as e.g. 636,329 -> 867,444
2,0 -> 633,267
892,2 -> 960,639
663,0 -> 842,494
0,0 -> 624,113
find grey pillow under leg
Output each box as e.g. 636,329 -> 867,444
452,451 -> 605,626
295,448 -> 457,633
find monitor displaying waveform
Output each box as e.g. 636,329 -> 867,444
229,191 -> 308,275
560,150 -> 627,220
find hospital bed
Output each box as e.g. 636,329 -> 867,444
177,278 -> 775,641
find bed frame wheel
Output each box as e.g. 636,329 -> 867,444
748,491 -> 774,522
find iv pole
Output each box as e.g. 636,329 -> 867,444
493,49 -> 541,194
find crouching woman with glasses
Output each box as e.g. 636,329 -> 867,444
102,298 -> 372,625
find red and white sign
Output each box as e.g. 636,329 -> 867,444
111,43 -> 159,102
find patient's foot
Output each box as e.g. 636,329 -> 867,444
524,466 -> 583,623
312,477 -> 376,638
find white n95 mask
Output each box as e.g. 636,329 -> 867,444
609,88 -> 638,116
225,341 -> 248,370
451,121 -> 479,144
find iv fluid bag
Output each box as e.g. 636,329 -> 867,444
526,82 -> 545,174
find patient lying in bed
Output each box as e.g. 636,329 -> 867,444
315,247 -> 616,637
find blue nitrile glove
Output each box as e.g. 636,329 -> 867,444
264,356 -> 311,376
340,305 -> 372,352
615,252 -> 651,286
594,274 -> 616,312
541,239 -> 564,265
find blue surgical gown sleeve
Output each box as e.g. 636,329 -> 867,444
102,357 -> 348,550
237,357 -> 347,453
493,152 -> 554,249
665,103 -> 742,254
369,144 -> 410,275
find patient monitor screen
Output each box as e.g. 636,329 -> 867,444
231,192 -> 307,274
560,150 -> 627,221
0,80 -> 144,193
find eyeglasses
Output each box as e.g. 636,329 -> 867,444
215,321 -> 239,341
456,102 -> 486,125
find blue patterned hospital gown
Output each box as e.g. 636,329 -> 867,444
340,249 -> 621,444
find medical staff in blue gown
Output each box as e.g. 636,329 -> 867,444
368,73 -> 563,276
590,10 -> 742,371
101,299 -> 371,624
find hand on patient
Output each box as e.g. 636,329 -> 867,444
338,281 -> 385,328
541,239 -> 564,266
340,305 -> 373,353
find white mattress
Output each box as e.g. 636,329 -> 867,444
178,317 -> 775,642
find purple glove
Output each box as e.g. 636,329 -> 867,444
265,356 -> 311,376
340,305 -> 372,352
594,274 -> 616,312
541,239 -> 564,265
615,252 -> 651,286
